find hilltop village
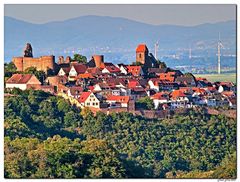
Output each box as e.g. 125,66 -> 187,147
5,43 -> 236,118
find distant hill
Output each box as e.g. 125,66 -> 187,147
4,15 -> 236,66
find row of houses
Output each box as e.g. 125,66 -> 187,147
5,44 -> 236,113
5,66 -> 236,112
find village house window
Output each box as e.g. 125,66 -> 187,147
87,103 -> 90,106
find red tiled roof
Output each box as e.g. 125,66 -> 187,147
151,92 -> 169,100
88,86 -> 94,91
104,65 -> 121,73
86,67 -> 102,75
62,67 -> 71,74
128,80 -> 141,88
191,87 -> 206,94
171,90 -> 186,98
78,92 -> 91,103
106,95 -> 130,103
73,64 -> 87,74
136,44 -> 148,52
159,72 -> 176,82
6,74 -> 36,84
105,78 -> 127,87
127,66 -> 142,76
77,73 -> 94,79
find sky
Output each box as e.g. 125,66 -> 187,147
4,4 -> 236,26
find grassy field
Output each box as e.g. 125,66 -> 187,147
194,73 -> 236,83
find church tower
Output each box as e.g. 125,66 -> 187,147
136,44 -> 149,65
136,44 -> 152,69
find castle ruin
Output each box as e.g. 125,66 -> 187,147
12,43 -> 56,73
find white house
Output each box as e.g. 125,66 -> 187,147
151,92 -> 169,109
58,67 -> 70,76
148,79 -> 160,92
6,74 -> 41,91
106,95 -> 130,108
78,92 -> 100,108
68,64 -> 87,81
119,65 -> 128,75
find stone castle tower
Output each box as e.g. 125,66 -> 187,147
136,44 -> 152,69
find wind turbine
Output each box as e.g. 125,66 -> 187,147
154,41 -> 159,60
189,44 -> 192,59
217,33 -> 224,74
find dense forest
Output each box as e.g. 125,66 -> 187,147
4,89 -> 236,178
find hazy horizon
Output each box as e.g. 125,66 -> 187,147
4,4 -> 236,26
4,14 -> 236,27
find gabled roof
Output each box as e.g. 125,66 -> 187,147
6,74 -> 40,84
100,62 -> 115,69
78,92 -> 91,103
104,65 -> 121,73
117,63 -> 128,68
62,67 -> 71,74
106,95 -> 130,103
175,76 -> 196,86
171,90 -> 186,99
136,44 -> 148,53
105,78 -> 127,87
72,64 -> 87,74
127,65 -> 142,76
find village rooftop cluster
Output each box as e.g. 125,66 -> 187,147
5,43 -> 236,118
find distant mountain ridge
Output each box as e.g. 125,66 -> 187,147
4,15 -> 236,64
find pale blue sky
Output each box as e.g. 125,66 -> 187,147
5,4 -> 236,26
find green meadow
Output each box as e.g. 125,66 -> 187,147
194,73 -> 236,83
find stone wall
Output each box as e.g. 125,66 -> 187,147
12,55 -> 55,73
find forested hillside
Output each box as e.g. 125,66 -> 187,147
4,89 -> 236,178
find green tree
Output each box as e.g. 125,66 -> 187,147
4,62 -> 17,79
212,152 -> 237,179
136,97 -> 154,110
81,139 -> 126,178
73,54 -> 87,64
64,111 -> 82,128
